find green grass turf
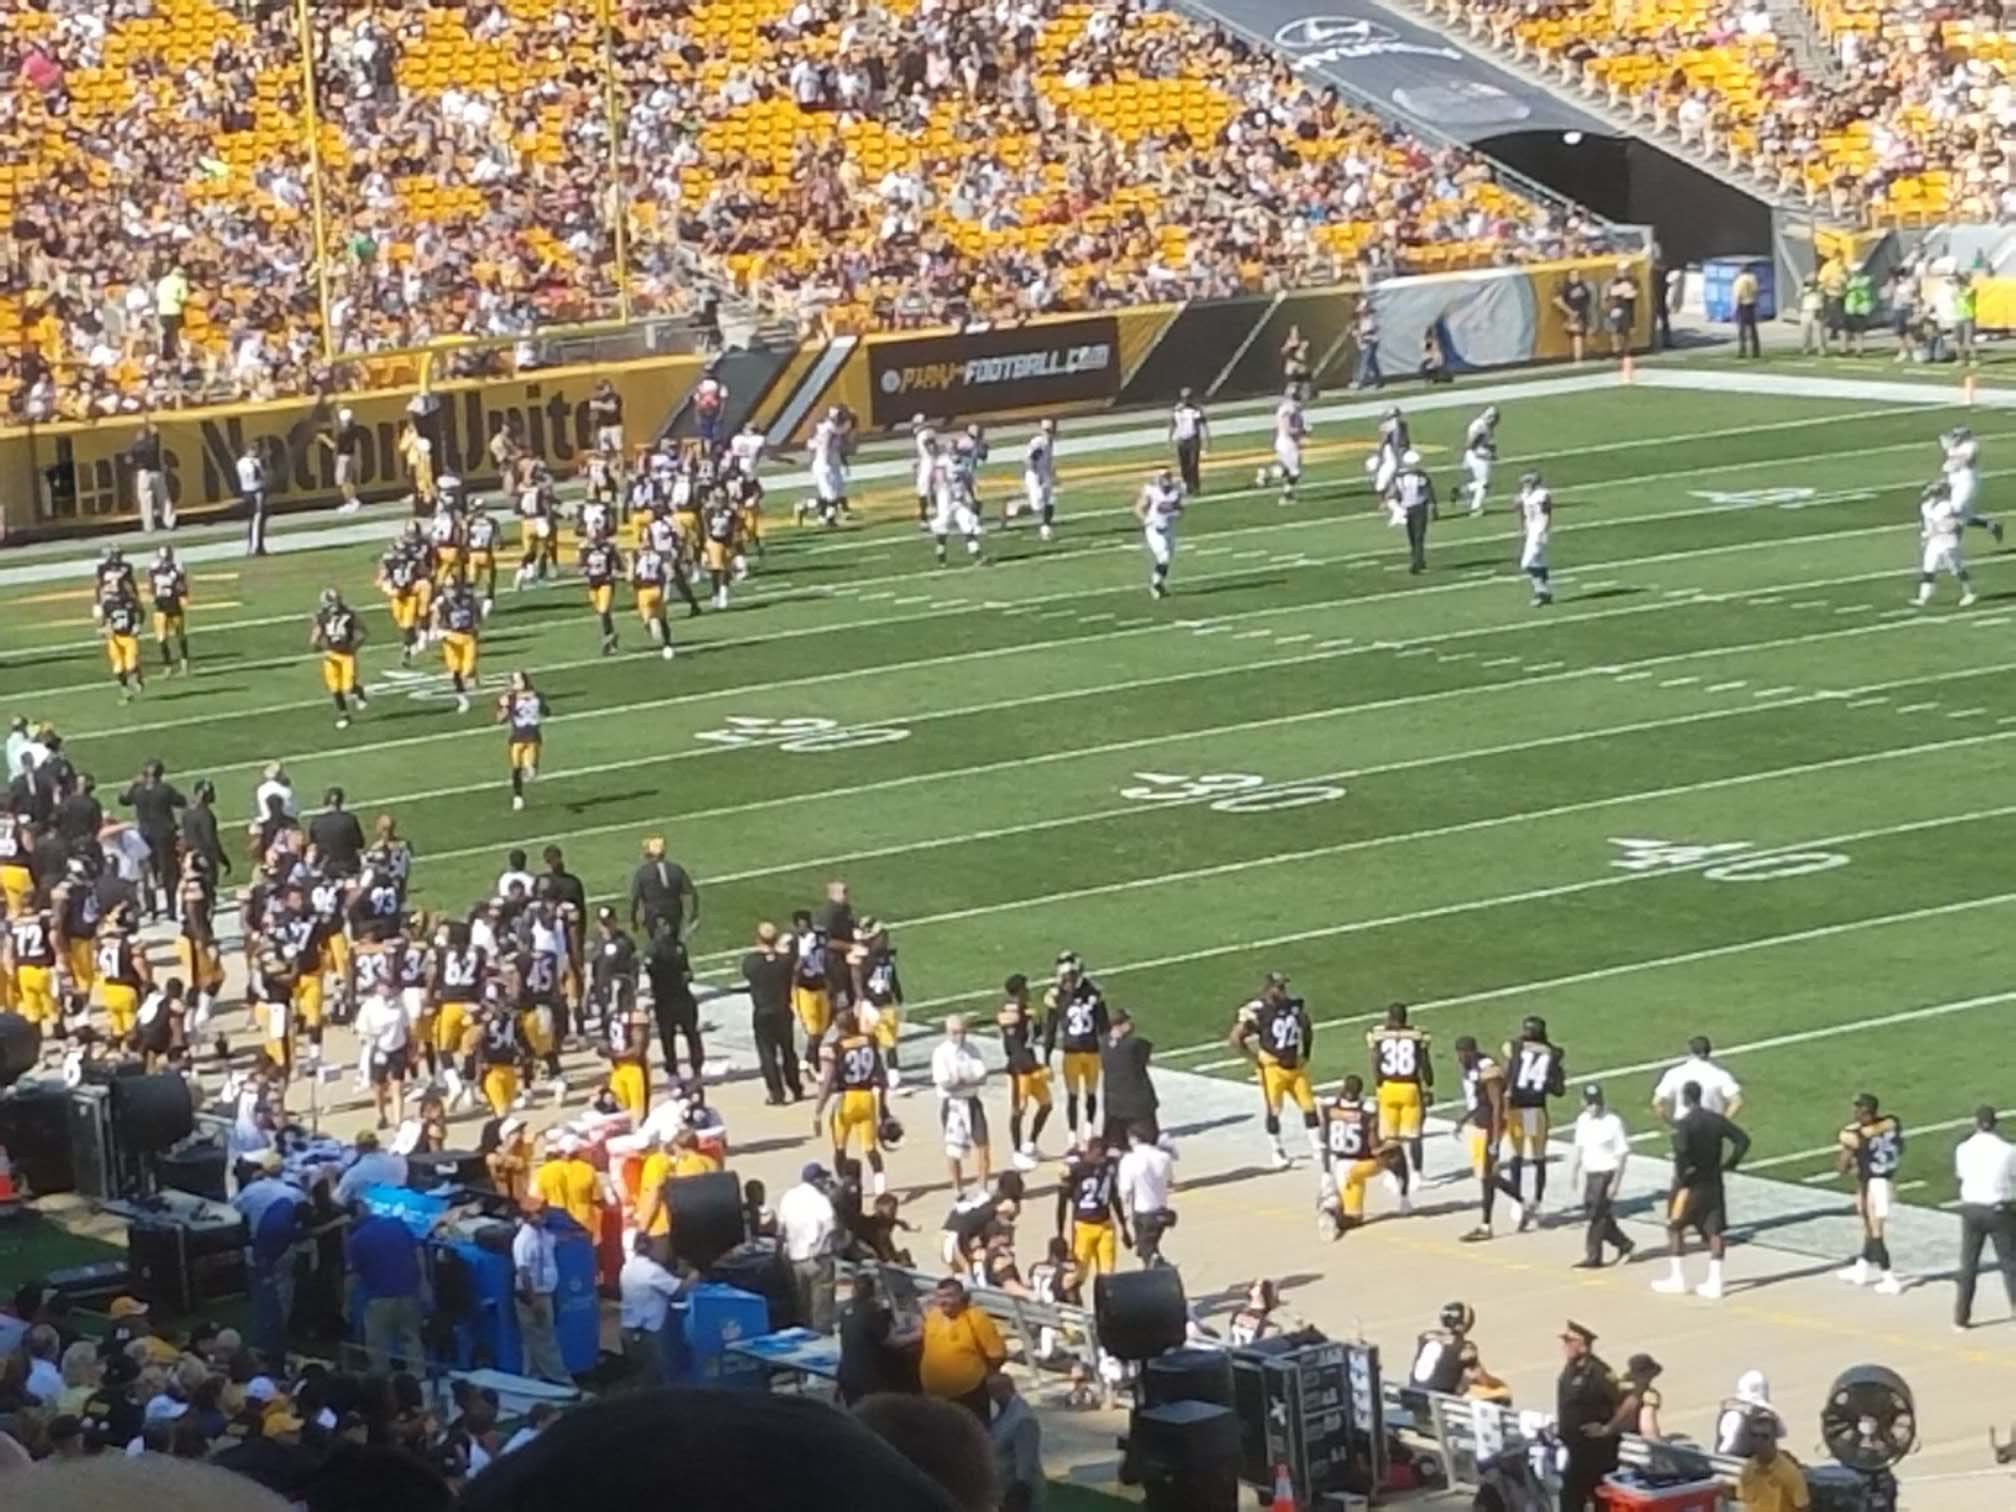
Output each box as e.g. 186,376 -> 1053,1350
5,375 -> 2014,1204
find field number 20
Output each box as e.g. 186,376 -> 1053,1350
695,716 -> 911,753
1121,772 -> 1345,812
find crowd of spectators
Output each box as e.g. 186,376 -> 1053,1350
1436,0 -> 2016,223
1,0 -> 1598,424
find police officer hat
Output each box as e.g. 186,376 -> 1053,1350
1561,1320 -> 1598,1346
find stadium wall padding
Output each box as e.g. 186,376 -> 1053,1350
0,354 -> 707,541
0,259 -> 1643,539
1364,254 -> 1652,378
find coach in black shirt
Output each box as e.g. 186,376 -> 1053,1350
308,786 -> 367,876
180,779 -> 229,888
539,845 -> 587,917
1100,1009 -> 1159,1144
120,761 -> 186,918
645,919 -> 703,1082
53,774 -> 103,849
742,922 -> 801,1104
1656,1081 -> 1750,1300
629,836 -> 697,937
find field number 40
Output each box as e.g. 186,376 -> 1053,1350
1120,772 -> 1345,813
1609,837 -> 1848,881
694,716 -> 911,753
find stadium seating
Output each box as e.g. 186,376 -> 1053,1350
0,0 -> 1589,420
1431,0 -> 2016,224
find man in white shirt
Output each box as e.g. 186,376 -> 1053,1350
1566,1084 -> 1635,1269
1651,1036 -> 1742,1120
512,1199 -> 571,1383
352,988 -> 413,1131
1116,1125 -> 1178,1268
778,1163 -> 839,1332
618,1232 -> 685,1384
931,1017 -> 992,1197
1953,1105 -> 2016,1329
237,442 -> 270,556
496,847 -> 535,902
253,763 -> 298,823
333,1130 -> 409,1207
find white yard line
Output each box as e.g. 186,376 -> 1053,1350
8,415 -> 1990,692
566,659 -> 2013,906
381,569 -> 1988,850
68,517 -> 1965,762
1157,890 -> 2016,1055
719,748 -> 2016,986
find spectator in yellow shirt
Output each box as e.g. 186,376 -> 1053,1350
1735,1423 -> 1810,1512
919,1278 -> 1006,1421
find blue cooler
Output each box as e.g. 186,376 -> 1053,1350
682,1283 -> 769,1386
1702,256 -> 1775,321
359,1184 -> 450,1236
550,1219 -> 599,1373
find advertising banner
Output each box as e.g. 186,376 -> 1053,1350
864,317 -> 1122,427
0,353 -> 707,539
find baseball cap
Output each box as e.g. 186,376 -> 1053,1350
801,1162 -> 830,1182
246,1376 -> 279,1403
1582,1083 -> 1604,1104
107,1295 -> 150,1321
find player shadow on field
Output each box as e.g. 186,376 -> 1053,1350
1161,1114 -> 1249,1139
561,787 -> 654,815
1187,1272 -> 1324,1318
1571,586 -> 1646,602
1178,574 -> 1290,597
1720,1256 -> 1852,1296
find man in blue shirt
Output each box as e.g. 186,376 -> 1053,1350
346,1201 -> 427,1374
233,1150 -> 310,1363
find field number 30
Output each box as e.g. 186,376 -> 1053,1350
1121,772 -> 1345,812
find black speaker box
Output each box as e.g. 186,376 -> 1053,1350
110,1073 -> 194,1153
0,1084 -> 74,1194
128,1216 -> 248,1315
407,1149 -> 489,1189
666,1169 -> 745,1269
705,1239 -> 799,1328
1133,1400 -> 1239,1512
155,1140 -> 229,1202
1094,1265 -> 1187,1362
0,1013 -> 41,1088
1143,1347 -> 1235,1409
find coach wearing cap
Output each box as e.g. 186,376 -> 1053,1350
630,835 -> 697,938
1557,1320 -> 1621,1511
1567,1084 -> 1636,1269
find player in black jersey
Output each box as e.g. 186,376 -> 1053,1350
150,545 -> 191,674
1502,1015 -> 1566,1224
1836,1093 -> 1904,1294
999,974 -> 1053,1170
311,587 -> 370,729
102,590 -> 146,701
1042,953 -> 1108,1143
1228,971 -> 1320,1170
1653,1080 -> 1750,1301
434,573 -> 483,713
496,670 -> 549,811
582,537 -> 623,653
1055,1136 -> 1129,1278
94,546 -> 136,619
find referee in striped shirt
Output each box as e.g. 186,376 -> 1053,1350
1170,389 -> 1208,495
1392,449 -> 1435,573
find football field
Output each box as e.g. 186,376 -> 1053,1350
8,366 -> 2015,1203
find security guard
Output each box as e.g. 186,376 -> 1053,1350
1557,1320 -> 1622,1511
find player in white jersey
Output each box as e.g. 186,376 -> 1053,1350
1943,426 -> 2001,542
1462,406 -> 1499,516
729,421 -> 766,481
1516,470 -> 1553,605
1136,468 -> 1185,598
911,414 -> 939,527
1259,391 -> 1305,506
579,496 -> 613,543
930,446 -> 985,564
1015,419 -> 1058,540
802,407 -> 849,527
1368,406 -> 1408,504
1915,480 -> 1976,607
